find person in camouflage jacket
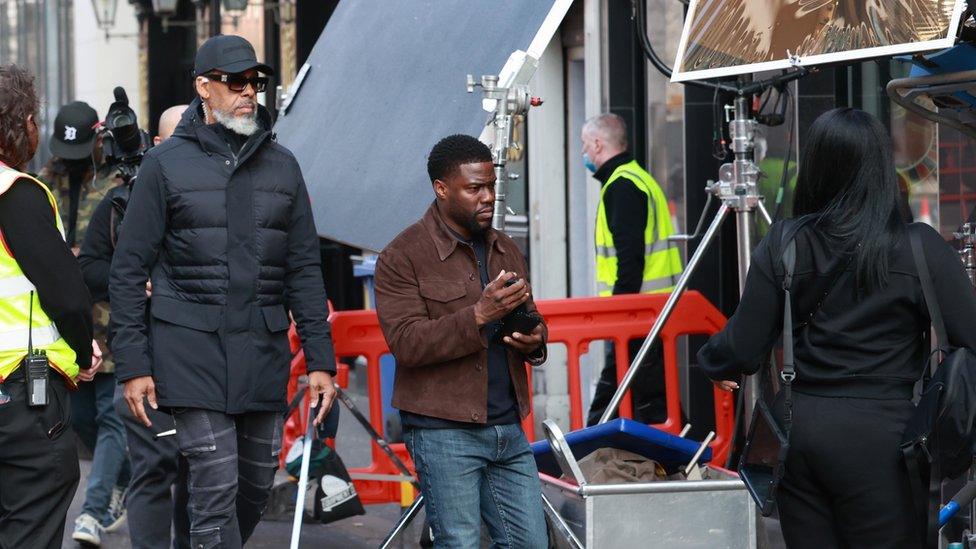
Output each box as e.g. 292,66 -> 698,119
40,100 -> 130,545
38,154 -> 122,374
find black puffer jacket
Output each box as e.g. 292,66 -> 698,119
110,98 -> 336,413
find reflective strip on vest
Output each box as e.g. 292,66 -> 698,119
0,276 -> 36,298
595,240 -> 676,258
0,324 -> 60,352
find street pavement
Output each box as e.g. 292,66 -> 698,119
61,377 -> 426,548
59,367 -> 785,548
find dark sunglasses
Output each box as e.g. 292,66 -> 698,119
205,73 -> 269,93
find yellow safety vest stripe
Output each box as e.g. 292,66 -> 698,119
0,164 -> 79,383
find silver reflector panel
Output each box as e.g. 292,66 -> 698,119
672,0 -> 967,82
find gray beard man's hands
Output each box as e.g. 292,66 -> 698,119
308,370 -> 336,426
124,375 -> 158,427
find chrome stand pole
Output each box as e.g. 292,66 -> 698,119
598,93 -> 767,428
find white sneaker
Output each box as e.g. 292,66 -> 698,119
72,513 -> 102,546
102,486 -> 127,533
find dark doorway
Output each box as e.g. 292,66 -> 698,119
146,0 -> 197,136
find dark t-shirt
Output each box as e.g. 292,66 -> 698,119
400,230 -> 520,429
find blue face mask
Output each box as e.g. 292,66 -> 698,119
583,153 -> 597,174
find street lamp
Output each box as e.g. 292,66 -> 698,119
221,0 -> 248,12
152,0 -> 179,17
220,0 -> 294,26
90,0 -> 118,32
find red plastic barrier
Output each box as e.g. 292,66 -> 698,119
279,308 -> 349,471
283,291 -> 731,505
535,292 -> 733,464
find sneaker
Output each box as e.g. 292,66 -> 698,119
72,513 -> 102,547
102,486 -> 127,533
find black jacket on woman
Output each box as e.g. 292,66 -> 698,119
699,221 -> 976,398
109,99 -> 336,413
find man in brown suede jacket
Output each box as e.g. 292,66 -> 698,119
374,134 -> 549,547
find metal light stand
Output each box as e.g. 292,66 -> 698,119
597,81 -> 790,427
467,52 -> 542,231
954,221 -> 976,547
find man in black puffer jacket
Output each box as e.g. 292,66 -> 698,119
109,35 -> 337,549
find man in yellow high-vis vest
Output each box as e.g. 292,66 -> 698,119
582,113 -> 683,426
0,64 -> 101,549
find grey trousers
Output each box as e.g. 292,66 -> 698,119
115,392 -> 191,549
173,409 -> 282,549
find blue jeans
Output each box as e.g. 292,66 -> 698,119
405,424 -> 548,549
71,372 -> 131,526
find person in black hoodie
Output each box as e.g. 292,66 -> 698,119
81,104 -> 191,549
109,36 -> 337,549
698,108 -> 976,547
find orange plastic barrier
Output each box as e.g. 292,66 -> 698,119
279,311 -> 350,471
536,292 -> 733,464
282,291 -> 731,505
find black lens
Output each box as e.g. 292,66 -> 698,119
110,112 -> 133,129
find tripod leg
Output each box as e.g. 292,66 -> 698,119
379,495 -> 426,549
598,203 -> 732,425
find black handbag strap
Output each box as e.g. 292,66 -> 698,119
780,233 -> 799,432
908,227 -> 946,548
910,228 -> 948,366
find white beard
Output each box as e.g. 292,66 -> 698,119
211,104 -> 259,136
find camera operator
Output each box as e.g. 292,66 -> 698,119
81,105 -> 186,549
0,63 -> 101,549
40,98 -> 134,546
374,134 -> 549,547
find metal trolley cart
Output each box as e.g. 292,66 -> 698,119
535,419 -> 757,549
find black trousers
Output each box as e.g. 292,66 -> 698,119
587,339 -> 667,426
173,409 -> 282,549
0,370 -> 79,549
777,391 -> 921,548
115,393 -> 191,549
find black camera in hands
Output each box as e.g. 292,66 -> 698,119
494,277 -> 542,344
101,86 -> 152,184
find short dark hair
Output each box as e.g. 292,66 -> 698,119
0,65 -> 39,168
426,134 -> 492,183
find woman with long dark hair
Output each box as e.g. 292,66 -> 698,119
699,108 -> 976,547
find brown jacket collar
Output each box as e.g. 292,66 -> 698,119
421,201 -> 507,262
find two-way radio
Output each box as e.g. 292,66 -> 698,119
24,291 -> 49,407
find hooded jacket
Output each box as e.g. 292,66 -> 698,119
109,98 -> 336,413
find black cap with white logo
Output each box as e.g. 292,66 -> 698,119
194,34 -> 274,77
49,101 -> 99,160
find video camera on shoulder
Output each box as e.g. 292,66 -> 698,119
101,86 -> 152,185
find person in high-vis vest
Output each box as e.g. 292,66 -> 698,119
0,64 -> 101,549
582,113 -> 683,426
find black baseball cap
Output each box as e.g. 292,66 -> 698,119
194,35 -> 274,77
49,101 -> 99,160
